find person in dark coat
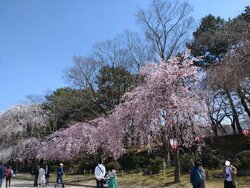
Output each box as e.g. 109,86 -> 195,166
54,163 -> 64,188
0,162 -> 6,188
190,161 -> 205,188
45,164 -> 50,185
32,164 -> 39,187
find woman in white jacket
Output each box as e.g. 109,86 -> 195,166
38,166 -> 46,187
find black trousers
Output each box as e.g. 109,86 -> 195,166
224,180 -> 236,188
6,177 -> 11,188
33,175 -> 38,186
192,184 -> 202,188
96,179 -> 104,188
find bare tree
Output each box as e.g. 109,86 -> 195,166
64,56 -> 107,115
123,30 -> 155,72
206,92 -> 228,136
135,0 -> 194,62
93,31 -> 155,73
93,37 -> 130,69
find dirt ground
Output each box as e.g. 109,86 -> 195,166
2,178 -> 95,188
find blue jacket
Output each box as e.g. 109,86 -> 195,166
56,166 -> 64,177
0,166 -> 6,179
190,167 -> 203,186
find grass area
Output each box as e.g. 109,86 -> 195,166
115,169 -> 250,188
15,168 -> 250,188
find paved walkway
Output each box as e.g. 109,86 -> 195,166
3,178 -> 95,188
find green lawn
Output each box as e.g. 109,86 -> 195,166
15,169 -> 250,188
115,169 -> 250,188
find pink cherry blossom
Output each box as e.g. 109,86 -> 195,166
38,52 -> 209,160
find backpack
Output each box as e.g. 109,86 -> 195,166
194,168 -> 203,186
6,168 -> 12,178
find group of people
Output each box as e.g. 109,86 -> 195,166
32,163 -> 64,188
32,160 -> 115,188
34,160 -> 116,188
32,164 -> 50,187
0,162 -> 14,188
94,158 -> 238,188
94,160 -> 117,188
0,159 -> 237,188
190,159 -> 237,188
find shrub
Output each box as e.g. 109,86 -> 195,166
119,152 -> 139,170
147,157 -> 163,174
105,161 -> 121,171
200,147 -> 222,169
180,153 -> 199,172
236,150 -> 250,169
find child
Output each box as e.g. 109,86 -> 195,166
107,169 -> 117,188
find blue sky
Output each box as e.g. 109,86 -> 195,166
0,0 -> 249,111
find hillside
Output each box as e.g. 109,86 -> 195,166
206,134 -> 250,158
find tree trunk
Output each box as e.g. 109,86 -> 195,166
167,150 -> 171,167
226,91 -> 242,133
217,121 -> 227,135
210,116 -> 218,137
231,120 -> 237,135
174,149 -> 181,182
237,88 -> 250,118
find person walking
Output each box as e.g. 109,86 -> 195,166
107,169 -> 117,188
54,163 -> 64,188
223,160 -> 237,188
190,161 -> 205,188
199,163 -> 206,188
45,164 -> 50,185
31,164 -> 40,187
5,166 -> 13,188
0,163 -> 6,188
38,165 -> 46,187
94,160 -> 106,188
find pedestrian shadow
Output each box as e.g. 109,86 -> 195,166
68,184 -> 95,187
10,185 -> 34,187
164,181 -> 176,187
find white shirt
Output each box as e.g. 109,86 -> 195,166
225,166 -> 232,181
95,164 -> 106,180
38,168 -> 46,184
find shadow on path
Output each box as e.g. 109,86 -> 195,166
5,178 -> 95,188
